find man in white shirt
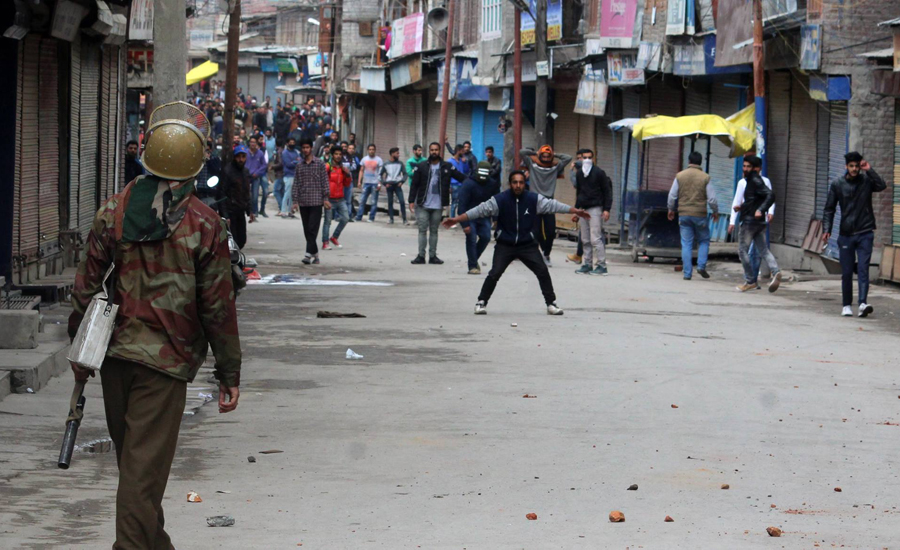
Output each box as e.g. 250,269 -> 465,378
729,158 -> 775,289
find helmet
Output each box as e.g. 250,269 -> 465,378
141,101 -> 210,180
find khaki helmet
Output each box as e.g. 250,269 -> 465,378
141,101 -> 211,180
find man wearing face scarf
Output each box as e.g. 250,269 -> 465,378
68,102 -> 241,550
519,145 -> 573,265
572,149 -> 613,276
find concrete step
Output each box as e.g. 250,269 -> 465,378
0,330 -> 70,400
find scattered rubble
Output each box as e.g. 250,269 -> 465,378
664,516 -> 674,522
721,484 -> 730,490
766,526 -> 782,537
627,484 -> 638,491
187,491 -> 203,503
207,516 -> 235,527
609,511 -> 625,523
525,513 -> 537,520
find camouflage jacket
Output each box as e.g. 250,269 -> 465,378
68,190 -> 242,387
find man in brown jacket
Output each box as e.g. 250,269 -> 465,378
667,152 -> 719,280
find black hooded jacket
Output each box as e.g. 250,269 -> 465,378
739,172 -> 775,225
823,169 -> 887,236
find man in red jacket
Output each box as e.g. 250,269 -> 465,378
323,145 -> 351,250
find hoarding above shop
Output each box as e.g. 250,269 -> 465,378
599,0 -> 642,49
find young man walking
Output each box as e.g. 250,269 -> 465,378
735,155 -> 781,293
408,142 -> 467,265
381,147 -> 409,224
280,137 -> 300,217
729,158 -> 775,288
246,136 -> 269,217
356,144 -> 383,222
219,144 -> 255,249
293,138 -> 331,264
322,145 -> 351,250
519,145 -> 573,265
444,170 -> 590,315
573,149 -> 614,276
484,145 -> 502,181
667,152 -> 718,280
822,152 -> 887,317
448,144 -> 470,220
345,143 -> 361,219
457,162 -> 499,274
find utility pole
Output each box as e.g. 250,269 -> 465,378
513,6 -> 522,170
331,0 -> 343,133
438,0 -> 456,151
222,0 -> 241,166
534,0 -> 548,145
153,0 -> 187,105
752,0 -> 766,176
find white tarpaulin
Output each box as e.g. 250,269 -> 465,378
574,66 -> 608,117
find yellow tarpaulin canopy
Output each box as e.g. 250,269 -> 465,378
186,61 -> 219,86
631,105 -> 757,158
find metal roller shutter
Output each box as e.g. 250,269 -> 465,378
815,102 -> 830,219
69,34 -> 81,230
39,38 -> 61,257
116,47 -> 126,192
373,94 -> 398,160
425,87 -> 457,152
553,90 -> 579,228
783,74 -> 817,247
79,39 -> 101,239
767,71 -> 791,243
396,93 -> 421,158
14,36 -> 41,263
596,118 -> 618,224
455,101 -> 472,146
825,102 -> 848,257
100,47 -> 112,203
622,89 -> 640,196
646,80 -> 683,191
708,81 -> 741,241
484,109 -> 505,166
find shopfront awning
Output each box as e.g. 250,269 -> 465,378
631,105 -> 757,157
186,61 -> 219,85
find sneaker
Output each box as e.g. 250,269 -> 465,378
768,271 -> 782,293
288,213 -> 297,218
858,303 -> 874,318
429,256 -> 444,265
474,301 -> 487,315
544,255 -> 552,267
736,283 -> 756,292
590,265 -> 608,276
366,218 -> 373,223
547,303 -> 564,315
684,276 -> 692,281
312,255 -> 320,264
404,220 -> 410,226
260,212 -> 269,218
322,242 -> 332,251
410,256 -> 426,265
348,217 -> 356,223
575,264 -> 592,275
468,267 -> 481,275
841,306 -> 853,317
697,268 -> 710,279
567,254 -> 583,264
389,219 -> 395,224
329,237 -> 342,248
301,255 -> 312,265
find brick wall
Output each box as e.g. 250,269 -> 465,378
340,0 -> 381,58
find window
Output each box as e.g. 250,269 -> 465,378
482,0 -> 502,41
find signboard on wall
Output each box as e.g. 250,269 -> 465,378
127,47 -> 154,88
521,0 -> 563,46
51,0 -> 90,42
190,29 -> 214,49
574,65 -> 608,116
129,0 -> 153,41
437,58 -> 489,101
599,0 -> 641,49
800,24 -> 821,70
666,0 -> 685,35
389,12 -> 424,59
608,52 -> 645,85
504,51 -> 537,84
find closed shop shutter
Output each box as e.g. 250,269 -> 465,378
596,117 -> 619,224
455,101 -> 472,146
767,71 -> 791,243
815,102 -> 830,219
553,90 -> 579,228
99,47 -> 112,203
69,33 -> 81,231
39,37 -> 61,257
646,80 -> 682,191
396,93 -> 421,157
783,74 -> 818,247
264,74 -> 280,109
708,82 -> 740,215
79,39 -> 101,239
425,87 -> 457,151
894,101 -> 900,246
621,89 -> 641,206
825,101 -> 848,256
13,36 -> 41,263
484,109 -> 505,165
373,94 -> 398,160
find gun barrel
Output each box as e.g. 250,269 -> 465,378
58,395 -> 86,469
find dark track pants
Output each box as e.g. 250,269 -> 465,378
478,241 -> 556,306
299,205 -> 323,256
101,358 -> 186,550
534,213 -> 556,257
838,230 -> 874,307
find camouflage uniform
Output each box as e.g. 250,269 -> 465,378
68,176 -> 241,550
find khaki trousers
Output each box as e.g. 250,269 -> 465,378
101,357 -> 186,550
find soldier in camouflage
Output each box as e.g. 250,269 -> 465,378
68,102 -> 241,550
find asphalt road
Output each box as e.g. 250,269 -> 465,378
3,208 -> 900,549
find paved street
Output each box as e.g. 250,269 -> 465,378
3,213 -> 900,548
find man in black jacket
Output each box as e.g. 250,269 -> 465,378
736,155 -> 780,293
823,152 -> 887,318
457,162 -> 500,274
407,142 -> 467,265
218,144 -> 255,249
572,149 -> 613,276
